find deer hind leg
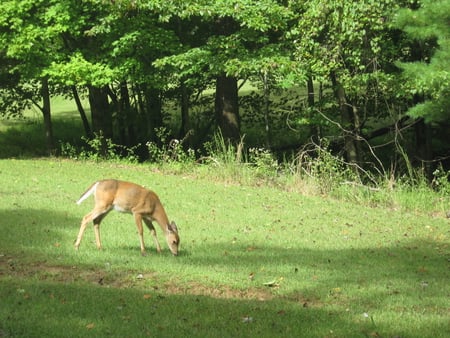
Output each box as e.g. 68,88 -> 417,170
143,217 -> 161,253
75,207 -> 110,251
74,212 -> 93,250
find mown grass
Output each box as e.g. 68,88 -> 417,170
0,159 -> 448,337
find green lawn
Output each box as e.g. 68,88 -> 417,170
0,159 -> 448,337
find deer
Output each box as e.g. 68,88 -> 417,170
74,179 -> 180,256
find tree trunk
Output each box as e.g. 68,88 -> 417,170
215,75 -> 240,143
179,81 -> 190,140
144,87 -> 163,142
88,85 -> 113,138
262,71 -> 272,148
134,84 -> 147,139
118,82 -> 135,146
307,76 -> 321,141
330,72 -> 359,164
41,77 -> 54,154
71,85 -> 92,138
307,76 -> 315,107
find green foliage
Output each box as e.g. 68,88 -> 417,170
288,0 -> 407,134
290,0 -> 395,77
60,132 -> 139,163
153,48 -> 212,88
141,0 -> 292,30
294,140 -> 360,195
432,166 -> 450,196
0,0 -> 69,77
152,0 -> 295,95
0,85 -> 33,118
146,127 -> 196,165
247,147 -> 278,179
46,53 -> 118,87
0,0 -> 449,190
395,0 -> 450,122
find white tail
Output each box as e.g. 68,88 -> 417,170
76,181 -> 98,205
74,179 -> 179,256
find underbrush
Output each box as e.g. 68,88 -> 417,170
58,131 -> 450,217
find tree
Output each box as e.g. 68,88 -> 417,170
43,1 -> 120,140
151,0 -> 293,144
394,0 -> 450,174
395,0 -> 450,123
289,0 -> 406,166
3,0 -> 446,176
42,1 -> 182,145
0,0 -> 67,153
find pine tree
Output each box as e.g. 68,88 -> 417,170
396,0 -> 450,123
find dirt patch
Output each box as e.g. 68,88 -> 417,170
0,255 -> 274,301
162,280 -> 274,301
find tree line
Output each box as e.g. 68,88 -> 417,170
1,0 -> 449,177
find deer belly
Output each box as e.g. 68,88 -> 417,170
113,204 -> 131,213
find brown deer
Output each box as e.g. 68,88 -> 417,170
75,179 -> 179,256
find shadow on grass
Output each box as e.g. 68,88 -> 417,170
0,208 -> 448,337
190,239 -> 448,282
0,277 -> 351,338
0,113 -> 85,158
0,208 -> 78,256
188,240 -> 448,304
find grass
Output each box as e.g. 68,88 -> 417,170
0,159 -> 448,337
0,96 -> 87,158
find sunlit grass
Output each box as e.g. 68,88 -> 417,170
0,159 -> 448,337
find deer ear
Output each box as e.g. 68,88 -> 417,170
169,221 -> 178,232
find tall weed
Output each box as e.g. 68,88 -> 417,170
203,132 -> 244,165
201,132 -> 249,183
293,140 -> 359,195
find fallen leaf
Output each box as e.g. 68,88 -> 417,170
242,316 -> 253,323
263,280 -> 279,287
417,266 -> 428,273
420,281 -> 429,288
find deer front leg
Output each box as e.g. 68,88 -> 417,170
134,213 -> 147,256
143,218 -> 162,253
92,213 -> 108,250
93,221 -> 101,250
